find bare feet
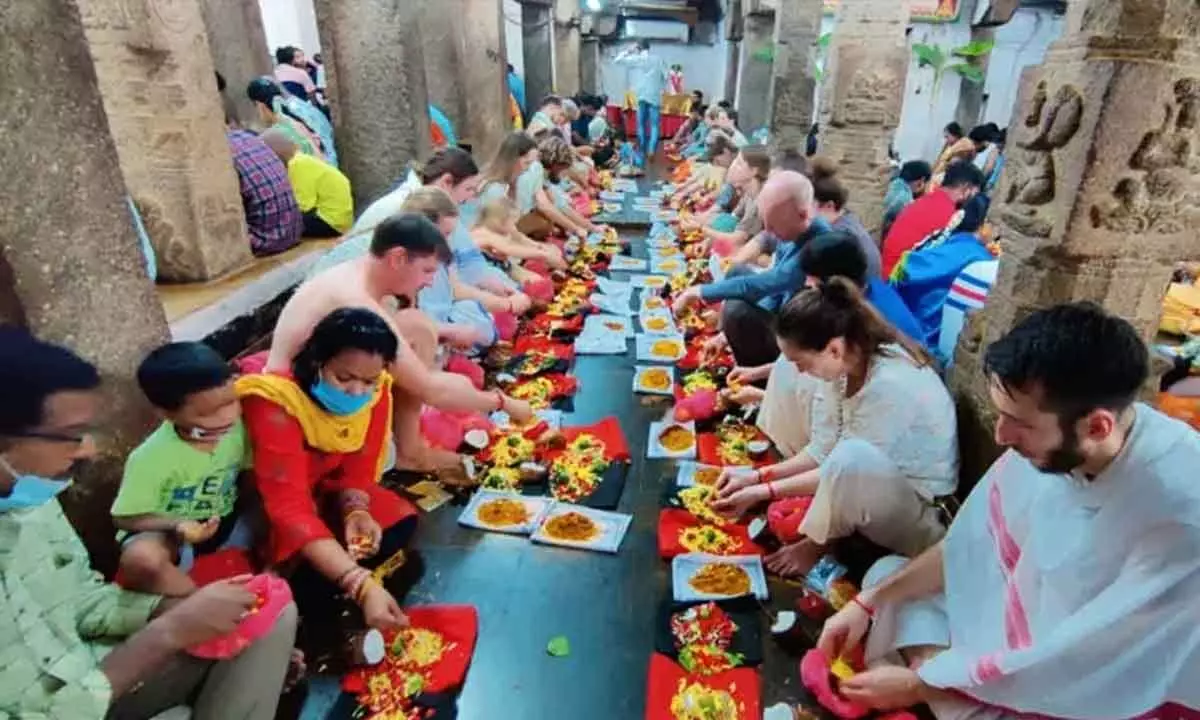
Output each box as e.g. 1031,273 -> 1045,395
764,538 -> 826,578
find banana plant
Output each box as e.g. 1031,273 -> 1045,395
812,32 -> 833,83
912,39 -> 993,106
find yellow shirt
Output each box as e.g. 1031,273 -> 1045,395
288,153 -> 354,233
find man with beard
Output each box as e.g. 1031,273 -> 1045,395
804,303 -> 1200,720
880,161 -> 984,278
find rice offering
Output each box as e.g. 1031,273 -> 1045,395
645,316 -> 672,332
542,511 -> 600,542
549,433 -> 610,502
640,367 -> 672,391
659,424 -> 696,453
480,466 -> 521,491
682,371 -> 718,395
491,433 -> 536,467
678,485 -> 727,525
693,467 -> 721,487
688,563 -> 752,597
651,338 -> 684,358
476,497 -> 529,527
670,680 -> 742,720
679,525 -> 739,555
509,377 -> 555,409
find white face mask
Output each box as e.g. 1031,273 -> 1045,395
0,455 -> 70,512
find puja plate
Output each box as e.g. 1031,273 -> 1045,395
639,311 -> 678,336
636,333 -> 687,363
589,293 -> 633,316
608,255 -> 648,272
530,502 -> 633,554
648,420 -> 698,460
672,553 -> 769,601
675,461 -> 755,488
458,490 -> 551,536
584,313 -> 634,338
633,365 -> 676,396
630,274 -> 670,290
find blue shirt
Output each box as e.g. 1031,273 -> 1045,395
507,72 -> 526,116
699,218 -> 832,312
891,232 -> 993,350
864,277 -> 925,347
614,51 -> 667,106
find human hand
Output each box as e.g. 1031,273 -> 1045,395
360,583 -> 410,631
545,249 -> 568,270
176,516 -> 220,545
504,397 -> 535,423
724,385 -> 765,406
443,325 -> 487,350
816,598 -> 873,662
711,483 -> 768,518
715,468 -> 759,496
727,366 -> 752,386
839,666 -> 928,710
702,333 -> 728,358
508,293 -> 533,314
158,576 -> 256,648
671,287 -> 702,315
344,510 -> 382,560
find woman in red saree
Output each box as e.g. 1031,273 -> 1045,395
238,308 -> 417,630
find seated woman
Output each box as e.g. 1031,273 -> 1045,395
479,132 -> 551,237
682,145 -> 770,256
472,196 -> 567,284
810,159 -> 883,278
405,187 -> 505,357
681,105 -> 719,159
530,134 -> 605,239
713,278 -> 956,577
239,307 -> 416,630
670,131 -> 738,210
247,76 -> 336,167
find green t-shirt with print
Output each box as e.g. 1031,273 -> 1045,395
111,419 -> 249,523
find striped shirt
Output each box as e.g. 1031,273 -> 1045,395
938,259 -> 998,366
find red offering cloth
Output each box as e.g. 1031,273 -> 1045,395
444,354 -> 484,388
696,432 -> 772,469
657,509 -> 763,559
644,653 -> 761,720
509,337 -> 576,360
505,373 -> 579,409
541,416 -> 631,463
189,574 -> 293,660
528,313 -> 585,334
800,648 -> 870,719
342,605 -> 479,696
241,388 -> 417,564
767,497 -> 813,544
188,548 -> 256,586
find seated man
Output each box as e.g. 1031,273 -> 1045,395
261,128 -> 353,238
881,161 -> 984,278
265,214 -> 535,471
672,171 -> 831,367
113,342 -> 250,597
882,160 -> 932,241
816,303 -> 1200,719
0,328 -> 296,719
938,258 -> 998,368
726,230 -> 924,457
226,125 -> 302,255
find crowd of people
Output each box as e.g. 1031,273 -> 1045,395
2,51 -> 1198,720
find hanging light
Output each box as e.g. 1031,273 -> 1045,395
585,0 -> 603,11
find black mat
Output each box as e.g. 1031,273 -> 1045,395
521,459 -> 630,510
654,596 -> 764,667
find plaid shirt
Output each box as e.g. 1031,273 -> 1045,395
0,501 -> 161,717
227,130 -> 302,255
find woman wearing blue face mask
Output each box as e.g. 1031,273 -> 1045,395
237,308 -> 417,632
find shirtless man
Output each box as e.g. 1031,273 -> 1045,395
266,213 -> 533,469
805,303 -> 1200,720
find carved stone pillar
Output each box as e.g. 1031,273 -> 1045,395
420,0 -> 510,159
554,0 -> 581,97
948,0 -> 1200,483
581,37 -> 601,94
199,0 -> 272,127
817,0 -> 911,235
522,3 -> 555,112
77,0 -> 253,283
2,0 -> 170,571
767,0 -> 823,151
315,0 -> 431,208
738,11 -> 776,134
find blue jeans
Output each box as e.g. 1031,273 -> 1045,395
637,100 -> 661,162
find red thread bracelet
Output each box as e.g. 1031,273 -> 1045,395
766,481 -> 777,501
851,595 -> 875,617
758,467 -> 772,483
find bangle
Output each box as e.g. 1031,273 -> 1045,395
340,489 -> 370,513
344,508 -> 372,524
355,577 -> 379,605
335,566 -> 359,588
341,567 -> 368,597
851,595 -> 875,617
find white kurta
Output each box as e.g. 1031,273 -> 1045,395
876,403 -> 1200,719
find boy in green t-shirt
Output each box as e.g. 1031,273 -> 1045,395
112,342 -> 250,596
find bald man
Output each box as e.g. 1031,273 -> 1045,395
673,170 -> 831,366
261,127 -> 354,237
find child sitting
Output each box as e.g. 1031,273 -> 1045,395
113,342 -> 250,596
472,196 -> 566,284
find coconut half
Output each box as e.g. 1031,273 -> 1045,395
519,462 -> 547,483
748,516 -> 769,542
763,703 -> 798,720
361,628 -> 385,665
495,372 -> 517,384
771,610 -> 798,635
463,429 -> 489,450
748,439 -> 770,455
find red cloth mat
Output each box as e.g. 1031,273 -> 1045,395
421,408 -> 493,452
188,548 -> 256,586
767,496 -> 813,544
492,311 -> 519,342
342,605 -> 479,697
657,509 -> 763,559
523,275 -> 555,302
444,354 -> 484,389
528,313 -> 585,335
697,432 -> 772,469
542,416 -> 631,463
644,652 -> 761,720
509,337 -> 576,360
506,373 -> 578,408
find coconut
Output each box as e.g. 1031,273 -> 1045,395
463,429 -> 489,451
747,516 -> 770,543
770,610 -> 798,635
763,703 -> 797,720
748,439 -> 770,457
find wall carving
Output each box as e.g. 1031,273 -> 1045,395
999,81 -> 1084,237
836,67 -> 903,127
1089,77 -> 1200,234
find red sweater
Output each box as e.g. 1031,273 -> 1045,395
880,189 -> 957,278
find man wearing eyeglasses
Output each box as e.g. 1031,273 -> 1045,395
0,328 -> 296,719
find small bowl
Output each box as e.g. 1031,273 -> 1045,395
464,429 -> 490,451
519,462 -> 548,484
748,440 -> 770,457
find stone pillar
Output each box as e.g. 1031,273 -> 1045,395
315,0 -> 431,209
77,0 -> 253,283
581,38 -> 601,93
199,0 -> 272,127
523,2 -> 555,112
738,11 -> 776,133
767,0 -> 823,151
419,0 -> 509,158
1,0 -> 171,571
817,0 -> 910,235
554,0 -> 581,97
948,0 -> 1200,483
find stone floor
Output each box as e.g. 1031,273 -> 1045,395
298,178 -> 826,720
